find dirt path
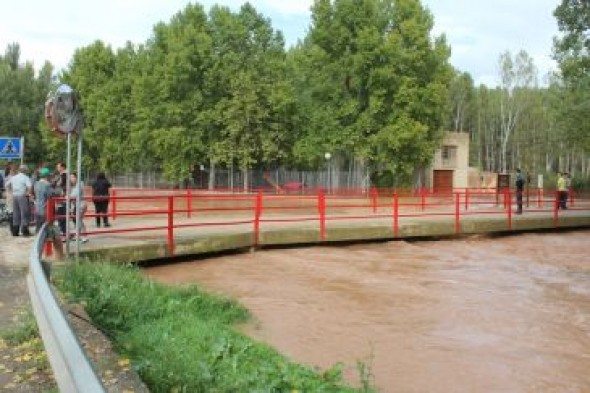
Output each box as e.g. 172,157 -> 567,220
0,229 -> 55,392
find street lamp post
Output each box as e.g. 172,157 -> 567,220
324,152 -> 332,193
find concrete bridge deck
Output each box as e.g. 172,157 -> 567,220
71,204 -> 590,263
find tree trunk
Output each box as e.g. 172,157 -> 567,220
242,167 -> 249,192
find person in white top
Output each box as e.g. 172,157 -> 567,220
4,166 -> 16,215
69,172 -> 88,243
6,164 -> 32,236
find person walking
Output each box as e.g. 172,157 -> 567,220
7,164 -> 32,236
91,172 -> 112,227
33,167 -> 56,233
69,172 -> 88,243
515,168 -> 525,214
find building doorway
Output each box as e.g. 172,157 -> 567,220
433,169 -> 454,193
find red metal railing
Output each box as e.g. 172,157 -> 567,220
44,187 -> 590,258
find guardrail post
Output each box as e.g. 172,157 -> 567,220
465,188 -> 470,210
554,191 -> 559,228
454,192 -> 460,234
537,188 -> 541,208
393,192 -> 399,237
167,196 -> 175,256
111,189 -> 117,221
319,189 -> 326,241
187,188 -> 192,218
254,190 -> 262,246
506,191 -> 512,231
570,188 -> 575,208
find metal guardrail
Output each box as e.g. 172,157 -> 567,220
27,224 -> 105,393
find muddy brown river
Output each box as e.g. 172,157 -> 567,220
145,230 -> 590,392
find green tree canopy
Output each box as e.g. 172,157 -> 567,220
553,0 -> 590,152
0,43 -> 54,165
292,0 -> 452,174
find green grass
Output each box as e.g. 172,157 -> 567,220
1,308 -> 40,345
56,261 -> 371,392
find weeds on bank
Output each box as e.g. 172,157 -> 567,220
1,309 -> 39,345
57,261 -> 374,393
0,308 -> 53,388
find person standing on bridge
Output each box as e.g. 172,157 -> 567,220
91,172 -> 112,228
69,172 -> 88,243
557,172 -> 567,210
53,162 -> 69,238
515,168 -> 524,214
564,172 -> 572,208
33,167 -> 57,233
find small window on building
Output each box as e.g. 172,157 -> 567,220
442,145 -> 457,167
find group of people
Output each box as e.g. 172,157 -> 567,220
1,162 -> 112,242
514,169 -> 572,214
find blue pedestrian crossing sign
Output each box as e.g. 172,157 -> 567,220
0,137 -> 23,160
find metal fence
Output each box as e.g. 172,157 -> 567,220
109,168 -> 372,191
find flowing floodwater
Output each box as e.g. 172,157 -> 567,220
145,230 -> 590,392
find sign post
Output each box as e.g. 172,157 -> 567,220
45,84 -> 84,262
0,136 -> 24,163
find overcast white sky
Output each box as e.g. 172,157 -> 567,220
0,0 -> 561,86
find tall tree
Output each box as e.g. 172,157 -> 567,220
553,0 -> 590,153
0,43 -> 54,164
497,50 -> 537,172
447,70 -> 474,132
293,0 -> 452,177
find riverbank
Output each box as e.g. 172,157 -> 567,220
57,261 -> 371,392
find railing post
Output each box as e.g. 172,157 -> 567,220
454,192 -> 460,234
319,189 -> 326,241
570,188 -> 575,208
537,188 -> 541,208
421,187 -> 426,211
254,190 -> 263,246
187,188 -> 192,218
465,188 -> 469,210
506,191 -> 512,231
111,189 -> 117,221
167,196 -> 174,256
554,191 -> 559,228
371,187 -> 378,213
393,192 -> 399,237
44,198 -> 54,257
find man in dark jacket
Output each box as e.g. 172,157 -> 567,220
91,172 -> 112,227
515,168 -> 525,214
